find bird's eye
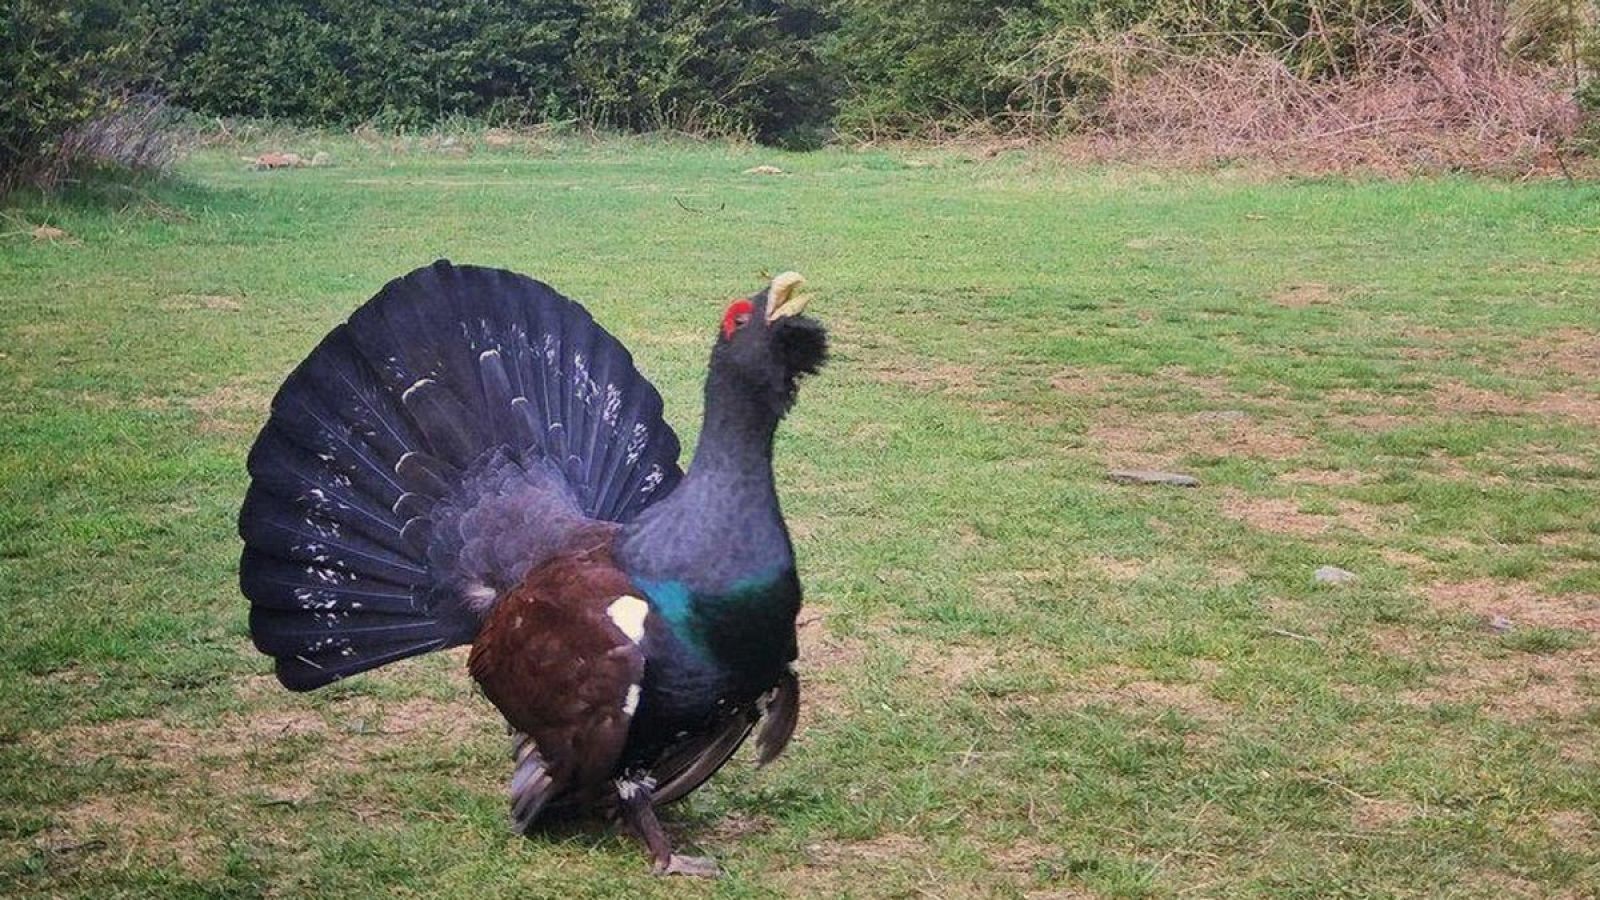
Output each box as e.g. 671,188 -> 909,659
721,299 -> 755,339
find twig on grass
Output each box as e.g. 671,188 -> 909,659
1263,626 -> 1324,646
673,196 -> 725,215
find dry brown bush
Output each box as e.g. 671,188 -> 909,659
27,95 -> 189,190
1013,0 -> 1588,174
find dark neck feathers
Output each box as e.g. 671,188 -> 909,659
616,364 -> 792,589
689,364 -> 783,474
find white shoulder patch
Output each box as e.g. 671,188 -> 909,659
607,595 -> 649,644
623,684 -> 641,716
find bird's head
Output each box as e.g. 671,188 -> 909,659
709,272 -> 828,414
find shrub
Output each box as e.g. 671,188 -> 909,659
824,0 -> 1064,136
57,94 -> 186,178
1011,0 -> 1588,172
0,0 -> 133,191
135,0 -> 836,144
138,0 -> 583,126
570,0 -> 837,145
4,0 -> 1593,163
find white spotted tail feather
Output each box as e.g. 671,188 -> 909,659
239,260 -> 685,690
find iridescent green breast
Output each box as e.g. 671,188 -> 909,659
633,570 -> 801,680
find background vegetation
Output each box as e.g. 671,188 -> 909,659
0,1 -> 135,189
4,0 -> 1599,189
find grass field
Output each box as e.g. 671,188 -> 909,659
2,134 -> 1599,898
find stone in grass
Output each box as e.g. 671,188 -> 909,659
1313,565 -> 1357,585
1107,469 -> 1200,488
1485,614 -> 1515,634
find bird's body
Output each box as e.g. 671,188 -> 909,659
237,261 -> 825,873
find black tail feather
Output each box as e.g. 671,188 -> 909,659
240,260 -> 683,690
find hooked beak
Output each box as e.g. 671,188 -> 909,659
766,272 -> 811,323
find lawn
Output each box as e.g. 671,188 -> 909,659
2,134 -> 1598,898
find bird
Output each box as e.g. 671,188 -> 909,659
237,260 -> 828,875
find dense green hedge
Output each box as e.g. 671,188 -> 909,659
142,1 -> 582,125
1,0 -> 132,189
132,0 -> 835,145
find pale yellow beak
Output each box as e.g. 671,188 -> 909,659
766,272 -> 811,323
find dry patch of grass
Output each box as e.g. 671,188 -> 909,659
189,378 -> 272,436
1378,623 -> 1599,724
31,691 -> 494,774
1542,809 -> 1596,853
1322,389 -> 1420,432
21,677 -> 504,877
1023,888 -> 1103,900
701,810 -> 776,844
775,834 -> 936,897
1472,871 -> 1546,899
160,294 -> 244,312
1048,370 -> 1127,400
1380,548 -> 1434,571
866,359 -> 983,397
804,832 -> 925,868
907,640 -> 996,689
1508,328 -> 1600,381
1054,664 -> 1230,727
796,608 -> 870,720
1089,410 -> 1309,471
1424,579 -> 1600,633
1185,410 -> 1310,459
1278,467 -> 1367,487
1087,555 -> 1146,582
42,795 -> 227,880
1432,382 -> 1600,427
1348,794 -> 1417,833
1218,490 -> 1385,538
1086,419 -> 1172,470
1271,282 -> 1338,308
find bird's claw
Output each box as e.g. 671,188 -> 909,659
654,854 -> 720,878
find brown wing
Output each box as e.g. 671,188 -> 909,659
467,535 -> 643,811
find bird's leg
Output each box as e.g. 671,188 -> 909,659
615,777 -> 719,877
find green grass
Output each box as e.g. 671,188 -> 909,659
3,134 -> 1599,898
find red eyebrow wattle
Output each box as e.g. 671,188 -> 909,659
722,299 -> 754,339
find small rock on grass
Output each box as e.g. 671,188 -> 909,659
1486,614 -> 1515,634
1313,565 -> 1357,585
1108,469 -> 1200,487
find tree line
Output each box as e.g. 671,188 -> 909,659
4,0 -> 1595,187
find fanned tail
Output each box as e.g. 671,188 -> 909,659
239,261 -> 683,690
